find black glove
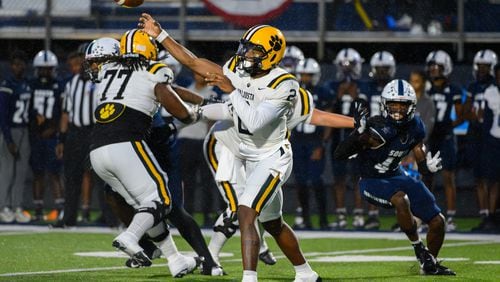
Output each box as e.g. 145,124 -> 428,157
201,95 -> 224,106
353,100 -> 369,133
366,115 -> 386,129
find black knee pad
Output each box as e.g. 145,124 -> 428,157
145,221 -> 170,243
213,210 -> 239,239
136,201 -> 167,226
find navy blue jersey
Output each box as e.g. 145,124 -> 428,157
359,79 -> 386,117
358,116 -> 426,178
292,85 -> 330,140
29,78 -> 64,121
29,78 -> 64,137
466,75 -> 495,136
427,83 -> 462,138
0,76 -> 32,143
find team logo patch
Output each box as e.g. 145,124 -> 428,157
269,35 -> 283,52
95,102 -> 126,123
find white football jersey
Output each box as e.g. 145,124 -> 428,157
223,57 -> 299,160
96,61 -> 173,118
211,85 -> 314,159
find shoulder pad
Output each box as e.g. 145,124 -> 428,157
367,116 -> 396,143
148,63 -> 174,84
267,73 -> 297,89
298,87 -> 313,117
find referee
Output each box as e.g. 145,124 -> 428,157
54,51 -> 99,227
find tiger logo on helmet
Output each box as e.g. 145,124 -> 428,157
120,29 -> 158,60
236,25 -> 286,76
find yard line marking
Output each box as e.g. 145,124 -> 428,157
474,261 -> 500,264
0,264 -> 168,277
309,255 -> 469,262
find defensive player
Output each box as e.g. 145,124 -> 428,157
139,14 -> 322,281
334,79 -> 455,276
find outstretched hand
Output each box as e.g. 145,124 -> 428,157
138,13 -> 162,38
353,101 -> 369,133
426,151 -> 442,173
205,72 -> 235,93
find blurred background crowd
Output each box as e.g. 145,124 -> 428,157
0,0 -> 498,233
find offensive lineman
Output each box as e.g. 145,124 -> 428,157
89,29 -> 199,268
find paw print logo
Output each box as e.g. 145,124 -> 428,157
99,103 -> 115,120
269,35 -> 283,52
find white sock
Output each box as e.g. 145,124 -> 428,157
158,233 -> 181,261
257,221 -> 268,254
294,262 -> 314,276
127,212 -> 155,239
208,231 -> 227,264
242,270 -> 257,282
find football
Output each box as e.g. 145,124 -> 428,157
114,0 -> 144,8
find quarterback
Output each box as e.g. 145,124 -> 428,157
139,14 -> 322,282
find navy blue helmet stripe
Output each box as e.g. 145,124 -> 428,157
480,50 -> 486,58
398,79 -> 404,96
378,51 -> 383,61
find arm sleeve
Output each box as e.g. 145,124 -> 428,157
201,103 -> 233,121
229,89 -> 284,133
333,131 -> 364,160
0,87 -> 13,143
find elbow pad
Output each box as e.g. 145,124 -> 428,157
179,104 -> 202,124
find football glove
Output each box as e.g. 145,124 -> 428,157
201,95 -> 224,106
353,101 -> 369,134
426,151 -> 442,173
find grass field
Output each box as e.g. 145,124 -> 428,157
1,217 -> 499,282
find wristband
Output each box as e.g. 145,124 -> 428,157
156,29 -> 169,43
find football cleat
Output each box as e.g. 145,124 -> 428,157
44,209 -> 59,222
14,208 -> 31,223
415,245 -> 455,275
352,215 -> 365,229
364,216 -> 380,230
167,255 -> 201,278
0,207 -> 15,223
113,232 -> 152,267
259,249 -> 277,265
328,214 -> 347,230
446,218 -> 457,232
201,265 -> 226,276
294,271 -> 322,282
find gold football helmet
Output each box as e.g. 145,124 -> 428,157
236,25 -> 286,75
120,29 -> 158,60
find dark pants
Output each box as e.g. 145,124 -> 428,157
61,126 -> 93,226
179,138 -> 219,219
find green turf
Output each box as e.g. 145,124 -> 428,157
0,231 -> 498,281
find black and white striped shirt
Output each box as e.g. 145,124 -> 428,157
63,74 -> 97,127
